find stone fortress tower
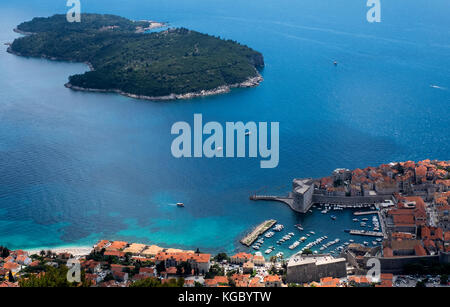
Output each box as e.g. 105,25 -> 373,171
290,178 -> 314,213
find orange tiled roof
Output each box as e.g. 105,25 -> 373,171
214,276 -> 229,285
108,241 -> 128,251
204,279 -> 218,287
3,262 -> 19,270
414,244 -> 427,256
155,252 -> 210,263
264,275 -> 281,283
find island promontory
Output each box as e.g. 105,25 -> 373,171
8,14 -> 264,100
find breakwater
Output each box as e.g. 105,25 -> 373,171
240,219 -> 277,246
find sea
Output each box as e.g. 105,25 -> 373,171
0,0 -> 449,257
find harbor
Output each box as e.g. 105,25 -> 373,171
240,219 -> 277,247
237,202 -> 386,258
346,230 -> 384,237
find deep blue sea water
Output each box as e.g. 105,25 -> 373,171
0,0 -> 449,257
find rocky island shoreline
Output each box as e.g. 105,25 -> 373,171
64,73 -> 263,101
7,13 -> 265,102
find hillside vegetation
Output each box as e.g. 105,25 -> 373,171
10,14 -> 264,98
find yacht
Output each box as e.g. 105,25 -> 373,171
289,241 -> 300,250
273,224 -> 284,232
265,231 -> 275,238
176,203 -> 185,207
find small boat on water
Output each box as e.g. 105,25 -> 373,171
265,231 -> 275,238
289,241 -> 300,250
177,203 -> 185,207
353,218 -> 359,222
273,224 -> 284,232
331,215 -> 337,220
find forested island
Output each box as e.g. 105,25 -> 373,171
8,14 -> 264,100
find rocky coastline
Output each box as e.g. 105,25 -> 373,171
8,23 -> 263,102
64,73 -> 263,101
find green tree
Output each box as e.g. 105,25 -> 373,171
19,266 -> 90,287
302,249 -> 313,255
214,253 -> 228,262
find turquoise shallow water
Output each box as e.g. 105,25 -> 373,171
0,0 -> 449,257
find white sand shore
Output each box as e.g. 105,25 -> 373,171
24,246 -> 93,257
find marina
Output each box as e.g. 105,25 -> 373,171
240,219 -> 277,247
346,229 -> 384,237
237,203 -> 386,258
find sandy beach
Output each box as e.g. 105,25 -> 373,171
24,246 -> 93,257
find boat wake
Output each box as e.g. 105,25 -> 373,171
430,84 -> 447,90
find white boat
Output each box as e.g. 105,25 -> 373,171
273,224 -> 284,231
265,249 -> 273,254
264,231 -> 275,238
310,231 -> 315,235
289,241 -> 300,250
252,245 -> 260,250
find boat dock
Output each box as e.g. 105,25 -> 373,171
240,219 -> 277,246
347,229 -> 384,237
353,211 -> 378,216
